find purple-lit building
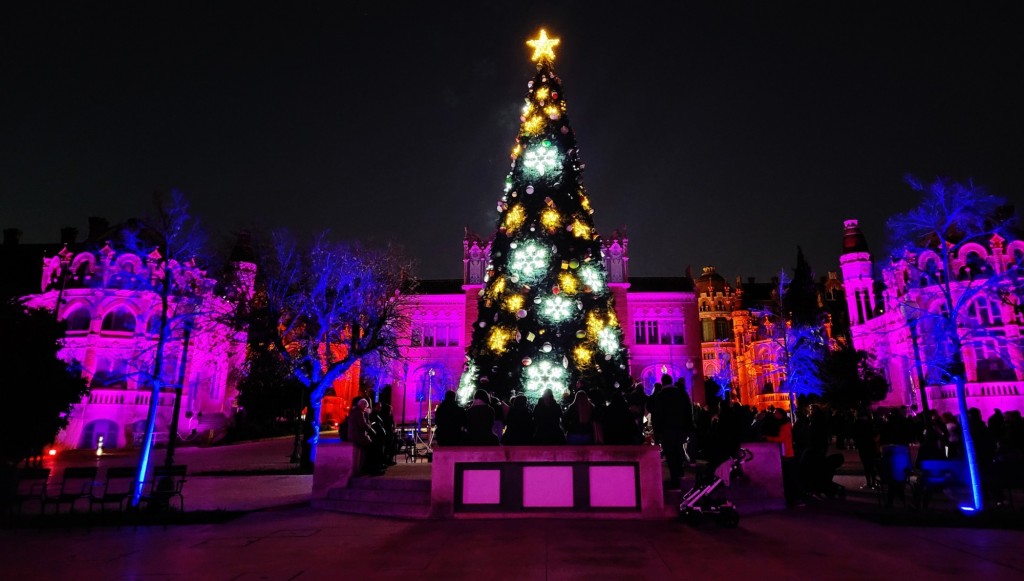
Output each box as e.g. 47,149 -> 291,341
386,230 -> 705,425
21,241 -> 254,450
840,219 -> 1024,417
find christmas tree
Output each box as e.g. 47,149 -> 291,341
458,30 -> 631,403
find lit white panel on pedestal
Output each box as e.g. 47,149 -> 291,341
523,466 -> 574,507
589,465 -> 637,507
462,469 -> 501,504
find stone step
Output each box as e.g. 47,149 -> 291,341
327,486 -> 431,505
313,497 -> 432,519
349,477 -> 431,492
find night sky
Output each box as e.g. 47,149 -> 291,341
3,2 -> 1022,281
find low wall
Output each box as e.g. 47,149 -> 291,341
311,438 -> 359,500
430,445 -> 665,519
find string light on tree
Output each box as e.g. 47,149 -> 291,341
524,359 -> 567,396
574,345 -> 593,366
580,264 -> 605,292
488,327 -> 514,354
558,272 -> 578,294
570,218 -> 591,238
457,360 -> 479,404
504,294 -> 525,313
509,241 -> 550,282
598,328 -> 619,353
504,205 -> 526,232
522,116 -> 544,135
522,141 -> 560,177
542,294 -> 574,322
541,208 -> 561,231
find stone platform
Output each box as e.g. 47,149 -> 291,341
313,440 -> 785,519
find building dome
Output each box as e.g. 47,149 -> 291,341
842,219 -> 869,254
696,266 -> 728,294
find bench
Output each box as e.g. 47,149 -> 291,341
89,466 -> 137,514
138,465 -> 187,512
7,468 -> 50,515
41,467 -> 97,514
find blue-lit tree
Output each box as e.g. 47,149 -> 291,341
122,191 -> 209,507
459,30 -> 631,402
265,232 -> 412,471
887,177 -> 1021,512
781,248 -> 829,405
747,256 -> 828,412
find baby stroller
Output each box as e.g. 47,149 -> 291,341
678,448 -> 753,528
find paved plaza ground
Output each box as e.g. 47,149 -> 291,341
3,438 -> 1022,580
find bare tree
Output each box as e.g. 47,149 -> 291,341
265,232 -> 413,471
121,190 -> 210,507
887,176 -> 1021,511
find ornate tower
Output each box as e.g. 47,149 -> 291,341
839,219 -> 877,326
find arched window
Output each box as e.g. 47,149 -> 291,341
101,307 -> 136,334
701,319 -> 714,342
967,297 -> 1002,327
65,308 -> 91,333
714,317 -> 732,340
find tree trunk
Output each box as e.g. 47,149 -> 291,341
164,324 -> 192,467
951,354 -> 984,511
300,391 -> 322,473
132,290 -> 170,508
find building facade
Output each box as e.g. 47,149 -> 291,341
840,219 -> 1024,417
22,241 -> 253,449
384,231 -> 705,425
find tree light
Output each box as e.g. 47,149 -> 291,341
570,218 -> 591,238
541,208 -> 561,231
558,272 -> 578,294
458,361 -> 478,404
504,293 -> 525,312
509,241 -> 550,282
504,205 -> 526,232
488,327 -> 514,354
526,29 -> 560,63
522,142 -> 560,177
542,295 -> 573,322
598,328 -> 619,353
580,265 -> 604,292
574,345 -> 593,366
522,115 -> 544,135
488,275 -> 507,297
524,358 -> 567,397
